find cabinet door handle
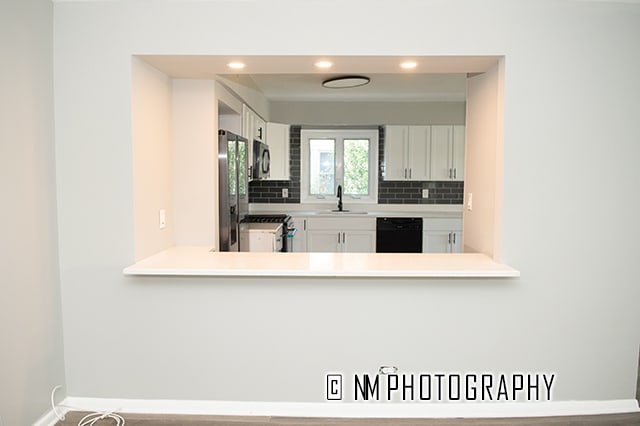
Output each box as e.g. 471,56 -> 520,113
343,232 -> 346,244
449,168 -> 452,179
453,168 -> 457,179
448,232 -> 452,244
338,232 -> 341,244
404,168 -> 407,179
409,168 -> 412,179
452,233 -> 456,244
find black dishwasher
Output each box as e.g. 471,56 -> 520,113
376,217 -> 423,253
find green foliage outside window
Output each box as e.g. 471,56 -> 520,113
344,139 -> 369,195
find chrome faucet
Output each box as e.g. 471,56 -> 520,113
336,184 -> 343,211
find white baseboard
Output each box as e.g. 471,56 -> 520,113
59,397 -> 639,419
32,405 -> 70,426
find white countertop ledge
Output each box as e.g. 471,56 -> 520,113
123,247 -> 520,278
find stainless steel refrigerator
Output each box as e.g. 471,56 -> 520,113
218,130 -> 249,251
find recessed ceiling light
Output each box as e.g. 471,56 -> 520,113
322,75 -> 370,89
401,61 -> 417,69
315,61 -> 333,69
228,62 -> 245,70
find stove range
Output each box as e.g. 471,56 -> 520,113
245,214 -> 294,252
246,214 -> 290,223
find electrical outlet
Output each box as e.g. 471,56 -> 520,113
467,193 -> 473,211
159,209 -> 166,229
282,188 -> 288,198
422,189 -> 429,198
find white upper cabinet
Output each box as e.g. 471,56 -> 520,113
429,125 -> 465,181
242,104 -> 267,180
241,104 -> 252,141
407,126 -> 430,181
242,104 -> 265,143
452,125 -> 465,181
384,125 -> 430,181
254,115 -> 266,142
265,122 -> 290,181
384,125 -> 408,180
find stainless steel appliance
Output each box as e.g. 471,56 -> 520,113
376,217 -> 423,253
252,140 -> 270,179
245,214 -> 295,252
218,130 -> 249,251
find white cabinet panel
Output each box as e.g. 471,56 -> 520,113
452,125 -> 465,181
384,125 -> 431,181
342,231 -> 376,253
242,104 -> 267,180
307,230 -> 341,252
289,216 -> 308,252
423,230 -> 462,253
255,116 -> 266,142
306,216 -> 375,253
423,218 -> 463,253
429,125 -> 452,181
266,122 -> 290,180
384,125 -> 408,180
430,125 -> 465,181
407,125 -> 430,180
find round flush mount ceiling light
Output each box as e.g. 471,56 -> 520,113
227,62 -> 246,70
322,75 -> 370,89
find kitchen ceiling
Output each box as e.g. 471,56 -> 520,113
140,55 -> 500,102
220,73 -> 468,102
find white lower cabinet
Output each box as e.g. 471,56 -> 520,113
423,218 -> 463,253
289,215 -> 308,253
306,217 -> 375,253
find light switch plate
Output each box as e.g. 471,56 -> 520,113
282,188 -> 289,198
159,209 -> 166,229
422,189 -> 429,198
467,193 -> 473,211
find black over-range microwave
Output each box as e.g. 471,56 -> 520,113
253,140 -> 270,180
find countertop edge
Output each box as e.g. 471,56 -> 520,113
123,247 -> 520,279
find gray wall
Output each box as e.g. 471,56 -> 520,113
53,0 -> 640,406
0,0 -> 66,424
270,101 -> 466,126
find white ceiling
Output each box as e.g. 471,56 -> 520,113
221,73 -> 468,102
141,55 -> 500,102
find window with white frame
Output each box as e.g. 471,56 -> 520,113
301,129 -> 378,204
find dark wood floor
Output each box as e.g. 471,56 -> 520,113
57,411 -> 640,425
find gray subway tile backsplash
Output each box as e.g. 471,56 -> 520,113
248,126 -> 301,203
248,125 -> 463,205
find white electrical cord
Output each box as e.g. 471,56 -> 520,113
77,412 -> 125,426
50,385 -> 126,426
51,385 -> 66,422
